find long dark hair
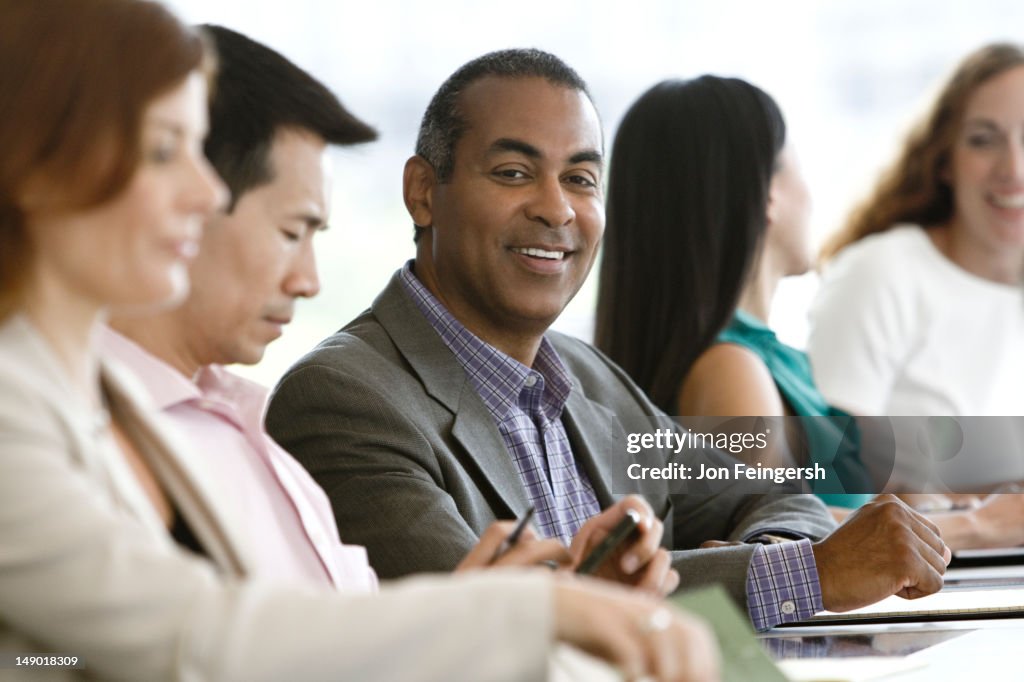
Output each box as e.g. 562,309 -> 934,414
595,76 -> 786,413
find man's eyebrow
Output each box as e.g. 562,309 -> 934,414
487,138 -> 603,167
285,211 -> 329,231
487,138 -> 541,158
569,150 -> 603,166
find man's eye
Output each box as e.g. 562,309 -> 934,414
280,229 -> 301,242
566,174 -> 596,188
494,169 -> 527,180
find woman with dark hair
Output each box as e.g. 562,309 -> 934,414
595,77 -> 781,416
596,76 -> 869,506
0,2 -> 718,681
595,75 -> 1024,547
809,43 -> 1024,418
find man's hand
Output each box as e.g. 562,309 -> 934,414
457,521 -> 572,571
812,494 -> 951,612
570,496 -> 680,596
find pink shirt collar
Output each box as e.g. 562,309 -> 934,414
99,326 -> 378,593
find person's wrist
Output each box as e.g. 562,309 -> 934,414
810,541 -> 837,611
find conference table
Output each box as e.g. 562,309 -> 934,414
764,619 -> 1024,680
762,563 -> 1024,681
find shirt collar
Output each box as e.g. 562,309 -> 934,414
99,326 -> 200,411
194,364 -> 269,424
732,309 -> 777,341
398,261 -> 573,422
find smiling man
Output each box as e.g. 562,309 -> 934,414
104,24 -> 379,589
408,75 -> 604,365
266,49 -> 950,631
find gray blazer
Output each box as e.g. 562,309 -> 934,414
0,314 -> 556,682
266,271 -> 836,608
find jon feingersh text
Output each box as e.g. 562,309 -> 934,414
624,427 -> 826,484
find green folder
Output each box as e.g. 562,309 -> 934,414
671,585 -> 789,682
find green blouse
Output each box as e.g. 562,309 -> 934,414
717,310 -> 873,508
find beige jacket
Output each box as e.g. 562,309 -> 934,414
0,315 -> 553,681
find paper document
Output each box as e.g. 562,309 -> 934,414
671,585 -> 788,681
951,546 -> 1024,564
944,564 -> 1024,581
777,656 -> 926,682
800,587 -> 1024,624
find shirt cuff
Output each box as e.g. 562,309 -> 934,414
745,539 -> 822,631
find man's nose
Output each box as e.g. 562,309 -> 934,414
284,238 -> 321,299
525,176 -> 575,228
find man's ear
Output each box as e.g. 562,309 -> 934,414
403,155 -> 436,229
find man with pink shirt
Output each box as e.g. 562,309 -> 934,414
104,24 -> 382,590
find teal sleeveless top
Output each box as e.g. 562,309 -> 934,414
716,310 -> 873,508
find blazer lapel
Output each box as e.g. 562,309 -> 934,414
562,385 -> 620,508
371,272 -> 531,518
451,393 -> 532,517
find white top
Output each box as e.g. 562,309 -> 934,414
807,225 -> 1024,417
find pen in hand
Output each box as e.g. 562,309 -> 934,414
490,506 -> 536,563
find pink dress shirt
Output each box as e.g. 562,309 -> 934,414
102,327 -> 377,593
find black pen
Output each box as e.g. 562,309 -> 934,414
491,506 -> 536,563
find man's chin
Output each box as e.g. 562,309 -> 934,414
227,341 -> 268,368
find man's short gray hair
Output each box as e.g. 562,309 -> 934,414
412,48 -> 593,241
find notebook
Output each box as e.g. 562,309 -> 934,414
670,585 -> 789,681
793,587 -> 1024,625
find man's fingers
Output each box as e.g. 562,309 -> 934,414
905,504 -> 943,540
457,520 -> 564,571
888,541 -> 945,599
897,566 -> 943,600
631,547 -> 673,593
456,521 -> 517,570
614,495 -> 656,532
621,517 -> 664,574
903,512 -> 949,569
494,538 -> 572,568
661,567 -> 681,597
916,536 -> 951,577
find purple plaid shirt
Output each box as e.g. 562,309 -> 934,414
400,264 -> 602,544
747,541 -> 822,630
400,262 -> 822,629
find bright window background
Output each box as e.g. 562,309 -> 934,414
167,0 -> 1024,386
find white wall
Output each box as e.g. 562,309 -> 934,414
165,0 -> 1024,384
